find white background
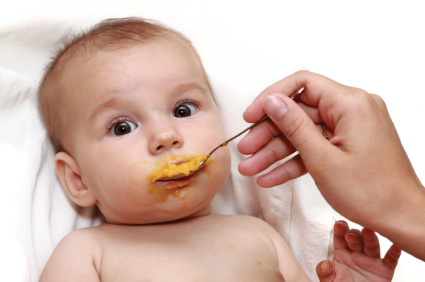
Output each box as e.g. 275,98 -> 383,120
1,0 -> 424,281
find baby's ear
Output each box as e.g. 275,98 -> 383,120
55,152 -> 97,207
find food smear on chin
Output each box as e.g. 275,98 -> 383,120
148,180 -> 193,203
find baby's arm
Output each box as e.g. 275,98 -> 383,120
265,222 -> 311,282
39,229 -> 102,282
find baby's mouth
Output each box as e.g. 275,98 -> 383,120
157,159 -> 191,182
158,175 -> 194,191
167,158 -> 188,166
149,155 -> 206,183
154,162 -> 195,190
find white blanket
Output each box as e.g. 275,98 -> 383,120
1,1 -> 424,281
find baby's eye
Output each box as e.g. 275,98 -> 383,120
111,121 -> 137,136
173,104 -> 197,118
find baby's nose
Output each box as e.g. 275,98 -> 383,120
149,131 -> 183,154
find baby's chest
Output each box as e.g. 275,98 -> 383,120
98,234 -> 284,282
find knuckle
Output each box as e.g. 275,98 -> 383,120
370,93 -> 388,109
370,93 -> 384,103
284,115 -> 305,140
292,70 -> 310,91
268,145 -> 281,163
366,245 -> 380,253
353,88 -> 369,102
348,89 -> 375,112
388,250 -> 400,259
265,138 -> 288,162
279,165 -> 293,181
294,69 -> 310,76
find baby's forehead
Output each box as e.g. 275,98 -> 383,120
61,38 -> 201,82
58,39 -> 212,113
61,39 -> 210,96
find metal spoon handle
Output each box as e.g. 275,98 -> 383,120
213,115 -> 268,153
200,115 -> 269,167
199,88 -> 303,167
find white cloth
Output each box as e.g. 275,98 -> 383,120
0,13 -> 334,282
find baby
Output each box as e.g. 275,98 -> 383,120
38,18 -> 400,281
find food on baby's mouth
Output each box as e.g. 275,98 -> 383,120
150,155 -> 206,182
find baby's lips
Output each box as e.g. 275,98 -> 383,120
168,158 -> 188,165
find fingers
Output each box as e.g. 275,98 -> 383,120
316,260 -> 335,282
334,221 -> 365,253
332,221 -> 402,275
238,118 -> 332,158
256,155 -> 307,188
335,221 -> 400,264
260,93 -> 332,164
238,100 -> 327,156
383,245 -> 402,270
333,221 -> 349,250
362,227 -> 381,258
238,134 -> 296,176
242,71 -> 305,124
298,102 -> 322,124
345,229 -> 364,252
237,119 -> 283,155
238,121 -> 332,180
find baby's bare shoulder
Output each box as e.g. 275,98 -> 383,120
40,227 -> 104,281
55,226 -> 104,261
62,225 -> 102,239
57,225 -> 105,248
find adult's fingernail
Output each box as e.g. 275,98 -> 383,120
263,95 -> 288,120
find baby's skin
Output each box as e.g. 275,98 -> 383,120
40,37 -> 308,282
317,221 -> 401,282
42,214 -> 303,281
40,216 -> 400,282
39,30 -> 400,282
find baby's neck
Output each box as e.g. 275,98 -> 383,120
183,204 -> 211,219
104,204 -> 212,226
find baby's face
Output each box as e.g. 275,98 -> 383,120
60,39 -> 231,224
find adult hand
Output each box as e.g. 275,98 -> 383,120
238,71 -> 425,260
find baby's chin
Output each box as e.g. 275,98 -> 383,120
103,201 -> 212,225
147,202 -> 212,224
111,150 -> 230,225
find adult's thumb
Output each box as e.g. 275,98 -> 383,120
262,93 -> 327,158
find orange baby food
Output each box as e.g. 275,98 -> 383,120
144,154 -> 211,203
149,155 -> 206,182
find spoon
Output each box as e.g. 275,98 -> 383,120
157,89 -> 303,181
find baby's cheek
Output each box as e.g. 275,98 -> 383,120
125,163 -> 156,206
207,146 -> 231,184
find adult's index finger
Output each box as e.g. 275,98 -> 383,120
243,71 -> 337,123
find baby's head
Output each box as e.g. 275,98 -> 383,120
38,18 -> 231,224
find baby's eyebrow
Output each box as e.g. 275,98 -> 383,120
89,83 -> 209,121
89,95 -> 126,121
171,83 -> 208,97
